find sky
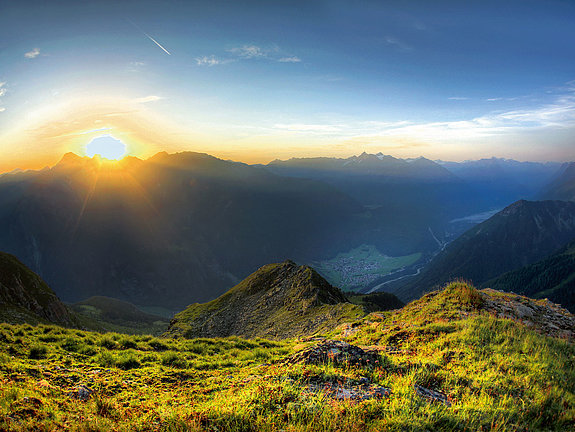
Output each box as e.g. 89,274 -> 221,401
0,0 -> 574,172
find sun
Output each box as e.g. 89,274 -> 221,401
85,135 -> 127,160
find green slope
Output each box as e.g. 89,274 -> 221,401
1,282 -> 574,431
166,260 -> 364,339
71,296 -> 170,335
485,240 -> 575,312
0,251 -> 78,326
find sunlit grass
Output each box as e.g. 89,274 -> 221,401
0,283 -> 574,431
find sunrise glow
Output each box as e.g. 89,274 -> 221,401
85,135 -> 127,160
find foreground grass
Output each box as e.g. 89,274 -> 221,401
0,287 -> 574,431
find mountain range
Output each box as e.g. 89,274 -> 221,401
391,200 -> 575,302
0,151 -> 569,310
0,152 -> 364,309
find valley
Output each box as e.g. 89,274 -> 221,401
311,244 -> 421,291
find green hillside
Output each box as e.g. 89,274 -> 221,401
485,240 -> 575,312
71,296 -> 170,335
0,252 -> 78,326
166,260 -> 364,340
0,282 -> 573,431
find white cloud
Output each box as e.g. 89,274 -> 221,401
24,48 -> 41,59
228,45 -> 265,59
448,97 -> 468,101
278,56 -> 301,63
0,82 -> 6,112
133,95 -> 164,104
220,44 -> 300,64
267,83 -> 575,145
349,88 -> 575,143
195,55 -> 228,66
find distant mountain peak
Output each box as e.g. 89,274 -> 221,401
58,152 -> 84,164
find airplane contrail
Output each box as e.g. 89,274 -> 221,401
128,19 -> 171,55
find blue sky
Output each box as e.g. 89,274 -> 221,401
0,0 -> 574,169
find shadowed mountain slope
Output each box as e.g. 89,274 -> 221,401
485,240 -> 575,313
71,296 -> 169,335
539,162 -> 575,201
0,152 -> 362,308
392,200 -> 575,302
165,260 -> 364,340
0,251 -> 77,326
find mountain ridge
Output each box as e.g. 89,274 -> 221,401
165,260 -> 364,340
392,200 -> 575,302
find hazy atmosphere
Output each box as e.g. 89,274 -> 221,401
1,0 -> 575,172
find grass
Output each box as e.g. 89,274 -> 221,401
0,283 -> 574,431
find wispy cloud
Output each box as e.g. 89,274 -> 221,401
195,55 -> 229,66
278,56 -> 301,63
267,83 -> 575,147
24,48 -> 40,59
351,87 -> 575,143
228,45 -> 265,59
78,127 -> 112,135
0,82 -> 6,113
133,95 -> 164,104
448,97 -> 469,101
198,44 -> 301,67
127,61 -> 146,72
485,97 -> 519,102
384,36 -> 412,51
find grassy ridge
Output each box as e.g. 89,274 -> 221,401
1,283 -> 574,431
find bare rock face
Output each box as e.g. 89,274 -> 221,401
481,289 -> 575,342
0,252 -> 76,326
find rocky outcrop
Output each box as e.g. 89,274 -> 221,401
480,288 -> 575,341
283,340 -> 381,367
